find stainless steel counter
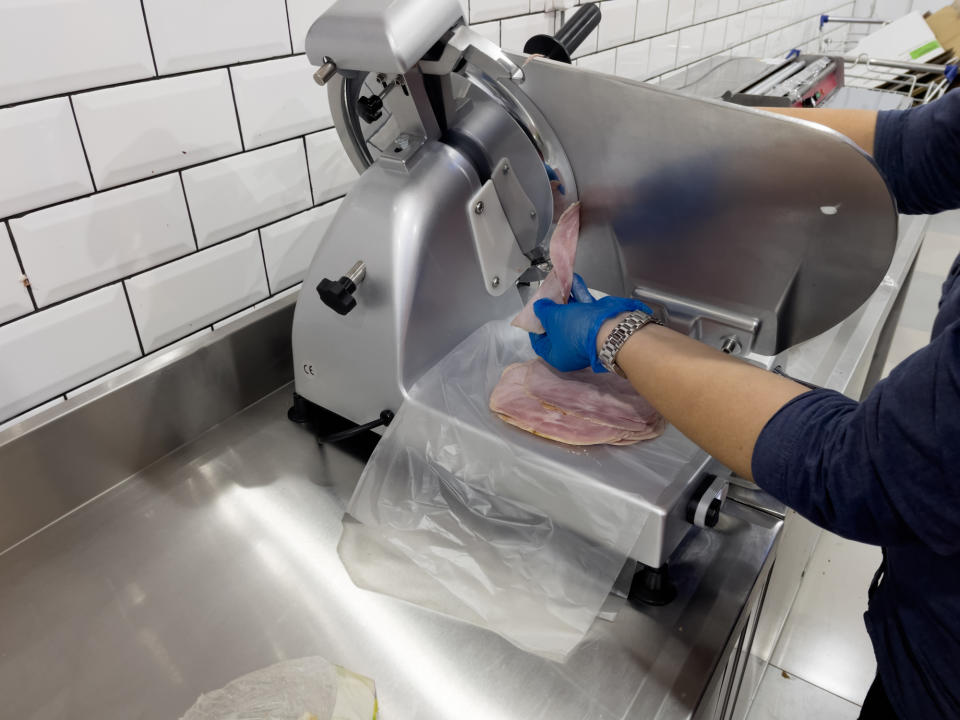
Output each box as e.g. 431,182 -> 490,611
0,385 -> 780,720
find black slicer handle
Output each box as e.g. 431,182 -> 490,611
523,4 -> 602,64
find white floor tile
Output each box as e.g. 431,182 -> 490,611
896,269 -> 944,334
927,209 -> 960,236
746,665 -> 861,720
914,230 -> 960,279
881,325 -> 930,377
771,533 -> 880,705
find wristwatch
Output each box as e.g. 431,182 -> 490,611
598,310 -> 662,376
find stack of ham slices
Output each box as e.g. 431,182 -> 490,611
490,359 -> 665,446
491,202 -> 666,447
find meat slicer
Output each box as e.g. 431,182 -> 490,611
290,0 -> 897,599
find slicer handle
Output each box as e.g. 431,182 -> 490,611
318,260 -> 366,316
522,4 -> 602,64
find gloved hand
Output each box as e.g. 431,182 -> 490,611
530,275 -> 653,372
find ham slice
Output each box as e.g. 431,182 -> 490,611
489,359 -> 665,447
511,203 -> 581,334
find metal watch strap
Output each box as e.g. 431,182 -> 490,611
598,310 -> 661,377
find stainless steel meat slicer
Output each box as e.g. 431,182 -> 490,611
290,0 -> 897,600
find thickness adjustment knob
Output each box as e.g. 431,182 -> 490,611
318,260 -> 366,316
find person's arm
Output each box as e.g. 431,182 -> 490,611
595,316 -> 805,481
762,107 -> 878,155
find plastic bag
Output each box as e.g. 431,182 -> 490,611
180,656 -> 377,720
338,319 -> 698,660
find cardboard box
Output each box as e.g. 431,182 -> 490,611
926,2 -> 960,56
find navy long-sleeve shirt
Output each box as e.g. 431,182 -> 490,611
752,89 -> 960,719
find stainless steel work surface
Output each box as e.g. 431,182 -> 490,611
0,387 -> 779,720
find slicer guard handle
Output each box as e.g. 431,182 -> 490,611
523,4 -> 602,64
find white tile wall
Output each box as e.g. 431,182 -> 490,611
73,71 -> 242,189
636,0 -> 670,39
501,13 -> 556,53
231,55 -> 334,149
0,0 -> 868,424
305,130 -> 359,205
142,0 -> 291,75
0,224 -> 32,325
0,396 -> 65,434
125,233 -> 268,352
261,200 -> 342,292
471,0 -> 530,24
0,284 -> 140,421
668,0 -> 697,30
0,0 -> 155,106
598,0 -> 639,50
11,175 -> 195,307
182,140 -> 312,248
0,99 -> 93,219
287,0 -> 338,53
616,40 -> 652,79
577,48 -> 619,74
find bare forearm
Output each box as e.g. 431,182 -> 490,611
762,108 -> 878,155
599,320 -> 808,480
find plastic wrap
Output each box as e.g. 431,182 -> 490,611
180,657 -> 377,720
338,320 -> 698,660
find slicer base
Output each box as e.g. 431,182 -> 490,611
629,562 -> 678,606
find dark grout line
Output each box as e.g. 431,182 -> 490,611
121,281 -> 147,356
4,220 -> 39,312
283,0 -> 296,54
302,136 -> 316,203
257,229 -> 273,296
226,68 -> 247,152
178,173 -> 200,250
68,96 -> 98,192
138,0 -> 160,77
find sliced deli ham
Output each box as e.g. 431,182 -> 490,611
490,359 -> 665,446
511,203 -> 581,335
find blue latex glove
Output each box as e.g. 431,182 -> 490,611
529,276 -> 653,372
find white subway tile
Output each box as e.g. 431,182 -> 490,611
470,21 -> 502,45
0,99 -> 93,219
143,0 -> 290,75
615,41 -> 652,79
598,0 -> 638,49
636,0 -> 669,39
261,200 -> 342,292
305,130 -> 359,205
745,8 -> 764,39
530,0 -> 546,10
726,12 -> 747,45
0,396 -> 65,433
287,0 -> 338,53
0,225 -> 31,324
0,0 -> 154,106
470,0 -> 530,24
648,31 -> 680,75
747,36 -> 767,55
677,24 -> 705,65
0,285 -> 140,421
703,17 -> 728,55
183,140 -> 312,248
667,0 -> 696,30
231,55 -> 333,150
126,233 -> 268,352
501,13 -> 555,54
717,0 -> 740,15
577,48 -> 618,74
73,71 -> 242,189
695,0 -> 721,22
11,176 -> 195,307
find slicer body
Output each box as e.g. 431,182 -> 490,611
291,0 -> 897,569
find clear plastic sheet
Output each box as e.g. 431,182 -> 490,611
180,656 -> 377,720
338,320 -> 698,660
